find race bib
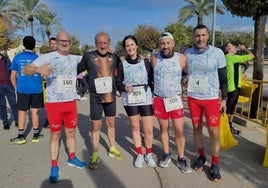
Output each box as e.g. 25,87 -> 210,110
56,75 -> 76,93
128,86 -> 146,104
164,95 -> 183,112
94,77 -> 112,94
187,75 -> 208,93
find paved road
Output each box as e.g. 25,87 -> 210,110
0,96 -> 268,188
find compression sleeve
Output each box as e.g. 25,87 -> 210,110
218,66 -> 228,100
77,53 -> 88,74
144,58 -> 154,92
116,61 -> 126,92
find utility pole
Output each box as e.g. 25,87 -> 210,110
212,0 -> 217,46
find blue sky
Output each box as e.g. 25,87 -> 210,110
41,0 -> 267,48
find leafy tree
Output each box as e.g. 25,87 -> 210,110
70,35 -> 82,55
164,22 -> 193,51
222,0 -> 268,118
0,0 -> 20,50
36,10 -> 63,43
114,40 -> 124,56
80,44 -> 95,54
0,0 -> 17,25
13,0 -> 50,37
133,24 -> 160,54
0,17 -> 7,48
223,31 -> 254,47
179,0 -> 224,25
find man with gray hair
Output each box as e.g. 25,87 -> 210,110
77,32 -> 124,170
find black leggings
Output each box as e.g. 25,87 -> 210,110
226,88 -> 240,115
124,105 -> 153,117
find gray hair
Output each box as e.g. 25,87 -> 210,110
94,32 -> 111,43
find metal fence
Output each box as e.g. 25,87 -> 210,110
235,78 -> 268,127
181,76 -> 268,127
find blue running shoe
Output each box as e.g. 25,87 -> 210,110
67,157 -> 85,169
49,166 -> 60,183
210,165 -> 222,182
193,155 -> 206,171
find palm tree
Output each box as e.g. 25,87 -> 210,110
179,0 -> 225,25
13,0 -> 49,37
0,0 -> 16,23
0,0 -> 21,50
36,10 -> 63,43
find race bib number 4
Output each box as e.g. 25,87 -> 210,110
164,95 -> 183,112
187,75 -> 208,93
128,86 -> 146,104
56,76 -> 76,93
94,77 -> 112,94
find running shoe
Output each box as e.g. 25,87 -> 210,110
89,155 -> 100,170
67,157 -> 85,169
10,136 -> 27,145
231,127 -> 241,135
32,134 -> 44,143
193,156 -> 206,171
210,165 -> 222,182
134,154 -> 144,168
3,122 -> 10,130
49,166 -> 60,183
145,153 -> 156,167
159,154 -> 171,168
177,158 -> 192,174
108,147 -> 124,160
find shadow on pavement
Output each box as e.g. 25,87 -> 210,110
40,179 -> 74,188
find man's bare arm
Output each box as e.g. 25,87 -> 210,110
23,63 -> 52,76
10,70 -> 17,91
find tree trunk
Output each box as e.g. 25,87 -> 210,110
197,15 -> 203,25
30,21 -> 34,37
250,15 -> 267,118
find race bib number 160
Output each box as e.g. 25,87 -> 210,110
56,75 -> 76,93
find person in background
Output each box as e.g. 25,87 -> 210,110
0,53 -> 18,129
76,70 -> 89,101
77,32 -> 124,170
117,35 -> 155,168
22,31 -> 85,183
221,42 -> 254,135
43,37 -> 57,128
185,24 -> 228,182
49,37 -> 57,51
152,32 -> 192,174
10,36 -> 44,144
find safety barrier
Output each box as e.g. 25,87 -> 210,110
235,77 -> 268,127
181,76 -> 268,166
233,77 -> 268,167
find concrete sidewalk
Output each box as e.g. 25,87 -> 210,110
0,96 -> 268,188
